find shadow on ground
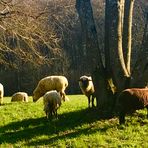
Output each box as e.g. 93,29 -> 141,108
0,108 -> 116,146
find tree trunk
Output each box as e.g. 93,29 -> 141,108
76,0 -> 136,115
131,12 -> 148,87
76,0 -> 103,72
117,0 -> 129,78
104,0 -> 117,111
126,0 -> 135,74
104,0 -> 111,74
121,0 -> 125,34
76,0 -> 115,114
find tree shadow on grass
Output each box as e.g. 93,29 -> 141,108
27,123 -> 115,146
0,108 -> 115,146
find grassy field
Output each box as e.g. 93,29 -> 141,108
0,95 -> 148,147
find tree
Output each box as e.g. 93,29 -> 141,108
76,0 -> 147,114
0,0 -> 66,68
131,12 -> 148,87
76,0 -> 115,113
0,0 -> 70,95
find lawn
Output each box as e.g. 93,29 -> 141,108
0,95 -> 148,147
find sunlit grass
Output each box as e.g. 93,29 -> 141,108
0,95 -> 148,147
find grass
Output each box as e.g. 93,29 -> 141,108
0,95 -> 148,147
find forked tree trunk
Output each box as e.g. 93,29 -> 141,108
116,0 -> 135,90
76,0 -> 135,115
76,0 -> 115,114
126,0 -> 135,74
117,0 -> 130,78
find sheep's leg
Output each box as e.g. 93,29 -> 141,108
45,111 -> 49,119
0,97 -> 3,105
48,109 -> 53,119
53,110 -> 56,117
119,111 -> 125,125
53,110 -> 58,119
88,96 -> 90,108
146,106 -> 148,118
92,95 -> 95,108
46,110 -> 52,119
23,96 -> 25,102
47,113 -> 50,119
55,110 -> 58,119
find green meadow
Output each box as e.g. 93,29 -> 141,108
0,95 -> 148,147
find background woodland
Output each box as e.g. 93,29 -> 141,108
0,0 -> 147,96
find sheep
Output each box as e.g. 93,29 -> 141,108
43,90 -> 62,119
11,92 -> 29,102
33,75 -> 68,102
117,88 -> 148,124
79,75 -> 95,108
0,83 -> 4,105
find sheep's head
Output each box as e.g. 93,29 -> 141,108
79,76 -> 92,89
32,90 -> 40,102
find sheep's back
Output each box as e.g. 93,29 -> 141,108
40,76 -> 68,92
129,89 -> 148,106
118,88 -> 148,111
11,92 -> 28,102
43,91 -> 61,110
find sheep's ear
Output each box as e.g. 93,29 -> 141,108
57,92 -> 61,96
88,77 -> 92,80
145,84 -> 148,88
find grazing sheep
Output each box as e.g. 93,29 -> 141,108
0,83 -> 4,105
11,92 -> 29,102
33,75 -> 68,102
117,88 -> 148,124
43,90 -> 62,119
79,75 -> 95,108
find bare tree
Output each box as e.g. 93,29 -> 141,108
0,0 -> 66,68
0,0 -> 70,95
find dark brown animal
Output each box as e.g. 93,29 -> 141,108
117,88 -> 148,124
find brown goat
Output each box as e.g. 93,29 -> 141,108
117,88 -> 148,124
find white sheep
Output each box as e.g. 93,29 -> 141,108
33,75 -> 68,102
43,90 -> 62,119
11,92 -> 29,102
0,83 -> 4,105
79,75 -> 95,108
